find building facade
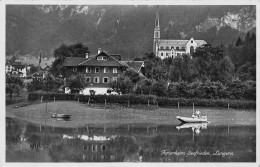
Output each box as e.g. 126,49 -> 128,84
5,64 -> 27,77
62,49 -> 144,95
153,7 -> 207,59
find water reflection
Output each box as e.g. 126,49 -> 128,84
6,118 -> 256,162
176,122 -> 209,141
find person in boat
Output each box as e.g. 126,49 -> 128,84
195,110 -> 202,119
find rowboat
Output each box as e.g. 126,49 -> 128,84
51,113 -> 72,119
176,115 -> 208,123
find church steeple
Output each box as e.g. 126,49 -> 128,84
154,5 -> 160,39
153,5 -> 160,56
155,5 -> 160,29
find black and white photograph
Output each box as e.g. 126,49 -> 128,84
3,0 -> 258,165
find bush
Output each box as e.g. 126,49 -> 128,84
166,80 -> 255,100
28,92 -> 255,109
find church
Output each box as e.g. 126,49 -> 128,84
153,7 -> 207,59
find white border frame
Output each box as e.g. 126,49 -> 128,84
1,1 -> 259,167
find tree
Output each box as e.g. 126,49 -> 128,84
142,53 -> 169,81
27,76 -> 43,92
135,78 -> 153,95
66,74 -> 87,94
151,81 -> 167,97
28,65 -> 38,75
50,43 -> 90,77
110,75 -> 134,95
192,44 -> 234,83
226,32 -> 256,81
235,37 -> 243,46
237,62 -> 256,81
6,75 -> 23,102
168,54 -> 194,82
42,73 -> 55,92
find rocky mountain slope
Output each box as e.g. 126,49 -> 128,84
6,5 -> 256,60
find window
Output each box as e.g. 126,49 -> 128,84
103,77 -> 109,83
160,46 -> 164,49
92,145 -> 98,152
97,56 -> 107,60
73,67 -> 77,72
86,67 -> 91,73
95,67 -> 100,73
86,77 -> 91,83
191,40 -> 193,43
101,155 -> 105,161
190,46 -> 195,54
101,145 -> 106,151
113,67 -> 118,73
166,46 -> 169,50
83,145 -> 88,151
94,77 -> 99,83
176,47 -> 179,50
166,53 -> 169,56
161,53 -> 163,56
104,67 -> 109,73
112,77 -> 117,82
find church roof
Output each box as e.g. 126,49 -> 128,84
195,40 -> 207,46
160,40 -> 189,46
159,39 -> 207,47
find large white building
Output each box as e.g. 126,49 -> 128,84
153,7 -> 207,59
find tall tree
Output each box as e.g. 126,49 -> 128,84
235,37 -> 243,46
192,44 -> 234,83
50,43 -> 90,77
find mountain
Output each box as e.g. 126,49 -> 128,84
6,5 -> 256,60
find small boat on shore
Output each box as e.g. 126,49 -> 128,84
51,113 -> 72,119
176,115 -> 208,123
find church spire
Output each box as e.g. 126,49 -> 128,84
153,5 -> 160,57
155,5 -> 160,28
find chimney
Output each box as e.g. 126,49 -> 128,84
98,48 -> 101,54
85,53 -> 89,58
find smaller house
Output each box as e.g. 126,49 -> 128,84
5,64 -> 27,77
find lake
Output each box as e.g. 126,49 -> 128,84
6,117 -> 256,162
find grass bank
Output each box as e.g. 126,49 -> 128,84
6,101 -> 256,128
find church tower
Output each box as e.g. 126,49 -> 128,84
153,5 -> 160,57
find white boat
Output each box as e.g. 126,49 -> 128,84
176,115 -> 208,123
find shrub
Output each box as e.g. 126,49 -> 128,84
28,92 -> 255,109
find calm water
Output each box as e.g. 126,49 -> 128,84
6,117 -> 255,162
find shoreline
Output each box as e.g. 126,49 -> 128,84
6,101 -> 256,128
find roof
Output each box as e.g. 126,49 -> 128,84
120,61 -> 144,72
6,64 -> 26,69
79,52 -> 126,67
160,40 -> 189,46
62,57 -> 88,67
159,39 -> 207,47
195,40 -> 207,46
